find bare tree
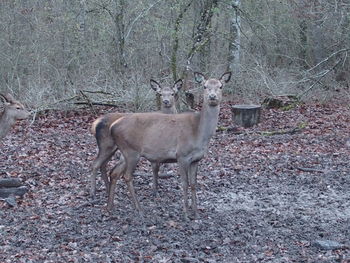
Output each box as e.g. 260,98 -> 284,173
228,0 -> 241,73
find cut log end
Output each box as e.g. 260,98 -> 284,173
231,104 -> 261,128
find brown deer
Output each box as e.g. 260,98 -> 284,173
107,72 -> 231,219
90,79 -> 183,197
0,93 -> 30,140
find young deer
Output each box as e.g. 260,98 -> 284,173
0,93 -> 30,140
90,79 -> 183,197
107,72 -> 231,219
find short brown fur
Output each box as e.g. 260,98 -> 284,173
90,79 -> 183,197
107,72 -> 231,219
0,93 -> 30,140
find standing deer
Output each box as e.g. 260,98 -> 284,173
90,79 -> 183,197
0,93 -> 30,140
107,72 -> 231,219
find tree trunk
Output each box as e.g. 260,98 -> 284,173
299,19 -> 308,68
228,0 -> 241,73
170,0 -> 193,81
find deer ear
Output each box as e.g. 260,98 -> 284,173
194,72 -> 206,84
0,94 -> 7,103
1,93 -> 14,102
150,79 -> 162,93
219,72 -> 232,83
173,79 -> 183,93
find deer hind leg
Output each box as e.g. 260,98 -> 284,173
101,151 -> 124,196
123,153 -> 142,213
100,159 -> 110,196
106,157 -> 126,211
90,145 -> 117,197
189,161 -> 199,219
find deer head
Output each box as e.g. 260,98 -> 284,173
150,79 -> 183,109
1,93 -> 30,120
0,93 -> 30,140
194,72 -> 231,106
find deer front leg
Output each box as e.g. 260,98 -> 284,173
178,160 -> 190,219
90,146 -> 116,197
151,162 -> 160,196
189,161 -> 199,219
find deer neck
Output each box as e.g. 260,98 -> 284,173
161,105 -> 177,114
197,102 -> 220,147
0,111 -> 15,139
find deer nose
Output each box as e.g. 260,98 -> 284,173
163,99 -> 170,105
209,94 -> 217,100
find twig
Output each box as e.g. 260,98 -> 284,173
79,90 -> 96,114
296,167 -> 324,173
125,0 -> 163,41
81,90 -> 113,96
31,95 -> 80,119
297,58 -> 343,100
307,48 -> 349,72
76,199 -> 101,209
74,102 -> 120,107
133,173 -> 176,179
260,127 -> 302,136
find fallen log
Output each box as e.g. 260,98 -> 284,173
0,178 -> 22,188
0,186 -> 28,198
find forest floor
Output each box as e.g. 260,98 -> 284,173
1,100 -> 350,263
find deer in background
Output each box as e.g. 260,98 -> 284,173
0,93 -> 30,140
107,72 -> 231,219
90,79 -> 183,197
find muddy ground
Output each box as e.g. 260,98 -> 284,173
1,102 -> 350,262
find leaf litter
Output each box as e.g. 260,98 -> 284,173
0,102 -> 350,262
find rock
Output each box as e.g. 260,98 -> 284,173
313,240 -> 344,250
4,195 -> 17,207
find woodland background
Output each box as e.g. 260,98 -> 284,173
0,0 -> 349,112
1,1 -> 350,262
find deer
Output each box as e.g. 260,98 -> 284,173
0,93 -> 30,140
107,72 -> 231,219
90,79 -> 183,197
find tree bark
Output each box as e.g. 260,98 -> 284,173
228,0 -> 241,73
171,0 -> 193,81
